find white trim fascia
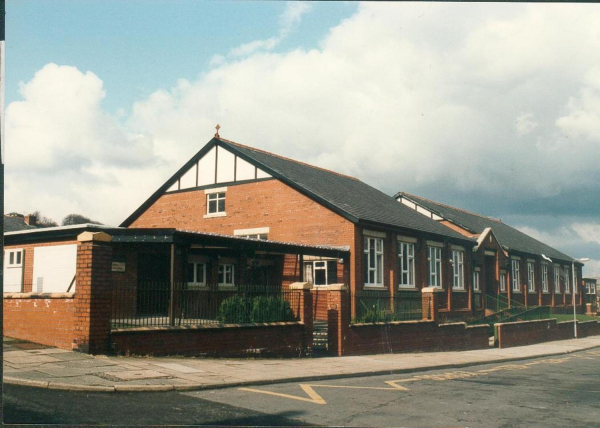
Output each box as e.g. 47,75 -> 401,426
473,227 -> 493,252
204,186 -> 228,195
234,227 -> 270,236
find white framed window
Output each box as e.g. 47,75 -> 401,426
473,268 -> 480,292
511,259 -> 520,292
428,246 -> 442,288
554,264 -> 561,293
234,227 -> 269,240
207,192 -> 226,214
364,237 -> 384,287
6,249 -> 23,267
398,241 -> 415,288
542,264 -> 548,292
527,261 -> 536,293
304,260 -> 337,286
187,262 -> 206,286
564,267 -> 570,294
500,270 -> 507,293
452,250 -> 465,290
218,264 -> 235,286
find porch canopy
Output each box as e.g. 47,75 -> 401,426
109,227 -> 350,259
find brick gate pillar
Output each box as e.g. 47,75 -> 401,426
327,284 -> 349,356
73,232 -> 113,354
422,287 -> 441,323
289,282 -> 313,355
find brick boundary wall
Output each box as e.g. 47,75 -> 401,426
3,293 -> 76,350
327,287 -> 489,356
110,322 -> 310,357
495,318 -> 600,348
336,321 -> 489,356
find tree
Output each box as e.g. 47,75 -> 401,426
61,214 -> 103,226
31,211 -> 58,228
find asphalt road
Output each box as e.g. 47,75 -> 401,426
4,350 -> 600,427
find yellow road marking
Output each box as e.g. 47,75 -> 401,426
238,354 -> 598,405
239,384 -> 326,405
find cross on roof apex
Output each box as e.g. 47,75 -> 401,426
215,124 -> 221,138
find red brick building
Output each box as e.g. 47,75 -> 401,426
119,136 -> 584,321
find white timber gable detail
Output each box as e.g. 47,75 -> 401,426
166,145 -> 272,193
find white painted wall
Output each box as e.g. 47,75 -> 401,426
235,156 -> 255,181
197,146 -> 216,186
179,163 -> 197,190
216,146 -> 235,183
32,244 -> 77,293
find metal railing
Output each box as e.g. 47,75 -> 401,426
485,294 -> 525,313
352,291 -> 422,323
111,283 -> 301,329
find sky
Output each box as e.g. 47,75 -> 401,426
5,1 -> 600,276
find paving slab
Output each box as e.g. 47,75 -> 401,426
151,362 -> 205,373
102,369 -> 172,381
3,355 -> 61,365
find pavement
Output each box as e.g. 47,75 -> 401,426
4,336 -> 600,393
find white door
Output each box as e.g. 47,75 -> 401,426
33,244 -> 77,293
3,249 -> 24,292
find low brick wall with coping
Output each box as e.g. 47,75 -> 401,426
110,322 -> 311,357
327,286 -> 489,356
339,321 -> 489,356
3,292 -> 77,350
495,318 -> 600,348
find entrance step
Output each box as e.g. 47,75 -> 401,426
312,321 -> 328,352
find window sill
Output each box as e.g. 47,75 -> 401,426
542,291 -> 551,295
218,284 -> 236,290
398,286 -> 418,291
452,289 -> 467,293
528,291 -> 537,294
204,212 -> 227,219
512,291 -> 522,294
364,285 -> 386,289
473,290 -> 482,294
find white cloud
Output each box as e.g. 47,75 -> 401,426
556,68 -> 600,141
5,64 -> 165,225
6,3 -> 600,231
515,112 -> 538,136
227,2 -> 312,58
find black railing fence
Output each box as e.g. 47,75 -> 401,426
111,283 -> 301,329
352,290 -> 423,323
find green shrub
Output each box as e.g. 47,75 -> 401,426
250,296 -> 294,323
217,295 -> 250,323
217,295 -> 295,323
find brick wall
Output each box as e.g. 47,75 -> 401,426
130,179 -> 355,247
3,294 -> 76,350
495,318 -> 600,348
111,323 -> 309,357
339,321 -> 489,356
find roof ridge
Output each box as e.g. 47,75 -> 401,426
218,137 -> 361,182
402,192 -> 502,223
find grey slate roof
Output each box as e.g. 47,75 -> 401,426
218,139 -> 472,242
4,216 -> 38,232
397,192 -> 576,264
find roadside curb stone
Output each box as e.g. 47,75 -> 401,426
4,339 -> 600,393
